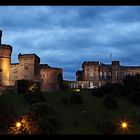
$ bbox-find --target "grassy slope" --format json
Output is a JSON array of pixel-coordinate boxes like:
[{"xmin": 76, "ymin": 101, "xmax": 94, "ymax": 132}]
[
  {"xmin": 41, "ymin": 90, "xmax": 140, "ymax": 134},
  {"xmin": 1, "ymin": 89, "xmax": 140, "ymax": 134}
]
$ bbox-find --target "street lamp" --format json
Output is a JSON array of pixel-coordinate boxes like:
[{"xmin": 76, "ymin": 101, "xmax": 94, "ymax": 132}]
[
  {"xmin": 119, "ymin": 120, "xmax": 130, "ymax": 134},
  {"xmin": 16, "ymin": 122, "xmax": 21, "ymax": 128},
  {"xmin": 121, "ymin": 121, "xmax": 128, "ymax": 129}
]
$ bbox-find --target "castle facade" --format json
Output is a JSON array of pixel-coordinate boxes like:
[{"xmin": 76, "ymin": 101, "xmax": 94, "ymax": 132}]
[
  {"xmin": 0, "ymin": 30, "xmax": 63, "ymax": 92},
  {"xmin": 66, "ymin": 61, "xmax": 140, "ymax": 89},
  {"xmin": 1, "ymin": 30, "xmax": 140, "ymax": 91}
]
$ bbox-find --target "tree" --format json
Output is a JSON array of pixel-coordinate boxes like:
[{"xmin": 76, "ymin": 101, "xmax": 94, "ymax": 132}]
[
  {"xmin": 16, "ymin": 80, "xmax": 40, "ymax": 94},
  {"xmin": 109, "ymin": 83, "xmax": 124, "ymax": 97},
  {"xmin": 9, "ymin": 115, "xmax": 36, "ymax": 134},
  {"xmin": 9, "ymin": 103, "xmax": 60, "ymax": 134},
  {"xmin": 123, "ymin": 74, "xmax": 140, "ymax": 95},
  {"xmin": 16, "ymin": 80, "xmax": 29, "ymax": 94},
  {"xmin": 130, "ymin": 91, "xmax": 140, "ymax": 105}
]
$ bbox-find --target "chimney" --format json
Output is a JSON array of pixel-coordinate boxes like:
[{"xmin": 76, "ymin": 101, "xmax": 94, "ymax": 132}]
[{"xmin": 0, "ymin": 30, "xmax": 2, "ymax": 45}]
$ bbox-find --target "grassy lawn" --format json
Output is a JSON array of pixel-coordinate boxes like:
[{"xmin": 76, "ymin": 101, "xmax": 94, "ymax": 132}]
[{"xmin": 1, "ymin": 89, "xmax": 140, "ymax": 134}]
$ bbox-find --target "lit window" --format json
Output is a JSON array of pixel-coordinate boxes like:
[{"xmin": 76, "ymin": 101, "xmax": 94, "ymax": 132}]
[
  {"xmin": 89, "ymin": 69, "xmax": 94, "ymax": 78},
  {"xmin": 104, "ymin": 72, "xmax": 107, "ymax": 79},
  {"xmin": 124, "ymin": 72, "xmax": 127, "ymax": 76},
  {"xmin": 100, "ymin": 71, "xmax": 104, "ymax": 79},
  {"xmin": 107, "ymin": 72, "xmax": 111, "ymax": 79},
  {"xmin": 116, "ymin": 71, "xmax": 117, "ymax": 77}
]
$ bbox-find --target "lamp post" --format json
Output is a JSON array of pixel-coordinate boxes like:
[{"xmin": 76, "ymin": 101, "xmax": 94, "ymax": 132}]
[
  {"xmin": 16, "ymin": 122, "xmax": 21, "ymax": 128},
  {"xmin": 121, "ymin": 121, "xmax": 128, "ymax": 129},
  {"xmin": 120, "ymin": 120, "xmax": 129, "ymax": 134}
]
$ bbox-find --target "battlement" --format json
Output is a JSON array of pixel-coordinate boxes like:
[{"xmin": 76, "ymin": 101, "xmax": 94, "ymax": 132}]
[
  {"xmin": 18, "ymin": 53, "xmax": 40, "ymax": 63},
  {"xmin": 0, "ymin": 30, "xmax": 2, "ymax": 45},
  {"xmin": 82, "ymin": 61, "xmax": 99, "ymax": 68},
  {"xmin": 0, "ymin": 45, "xmax": 12, "ymax": 51},
  {"xmin": 18, "ymin": 53, "xmax": 40, "ymax": 58},
  {"xmin": 112, "ymin": 61, "xmax": 120, "ymax": 65}
]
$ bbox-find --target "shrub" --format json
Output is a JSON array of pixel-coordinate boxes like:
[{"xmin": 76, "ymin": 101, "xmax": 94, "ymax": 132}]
[
  {"xmin": 101, "ymin": 83, "xmax": 111, "ymax": 95},
  {"xmin": 104, "ymin": 94, "xmax": 118, "ymax": 110},
  {"xmin": 70, "ymin": 93, "xmax": 83, "ymax": 104},
  {"xmin": 123, "ymin": 74, "xmax": 140, "ymax": 95},
  {"xmin": 16, "ymin": 80, "xmax": 29, "ymax": 94},
  {"xmin": 9, "ymin": 103, "xmax": 60, "ymax": 134},
  {"xmin": 16, "ymin": 80, "xmax": 40, "ymax": 94},
  {"xmin": 109, "ymin": 83, "xmax": 124, "ymax": 97}
]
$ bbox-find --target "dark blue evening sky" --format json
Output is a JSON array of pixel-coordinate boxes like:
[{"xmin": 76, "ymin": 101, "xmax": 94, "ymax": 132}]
[{"xmin": 0, "ymin": 6, "xmax": 140, "ymax": 80}]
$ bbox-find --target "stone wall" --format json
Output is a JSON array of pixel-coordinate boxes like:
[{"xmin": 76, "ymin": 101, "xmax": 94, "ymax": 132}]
[
  {"xmin": 0, "ymin": 45, "xmax": 12, "ymax": 86},
  {"xmin": 67, "ymin": 61, "xmax": 140, "ymax": 89},
  {"xmin": 40, "ymin": 68, "xmax": 63, "ymax": 92}
]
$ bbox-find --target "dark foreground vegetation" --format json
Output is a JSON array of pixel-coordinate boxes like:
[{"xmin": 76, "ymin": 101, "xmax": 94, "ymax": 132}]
[{"xmin": 0, "ymin": 74, "xmax": 140, "ymax": 134}]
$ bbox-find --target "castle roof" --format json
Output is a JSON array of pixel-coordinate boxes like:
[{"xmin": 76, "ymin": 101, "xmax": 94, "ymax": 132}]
[
  {"xmin": 40, "ymin": 64, "xmax": 62, "ymax": 71},
  {"xmin": 39, "ymin": 64, "xmax": 51, "ymax": 69},
  {"xmin": 18, "ymin": 53, "xmax": 40, "ymax": 58},
  {"xmin": 121, "ymin": 66, "xmax": 140, "ymax": 69},
  {"xmin": 0, "ymin": 44, "xmax": 12, "ymax": 51}
]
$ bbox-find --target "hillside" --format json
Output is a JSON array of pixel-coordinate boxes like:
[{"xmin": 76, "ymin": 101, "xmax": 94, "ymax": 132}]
[{"xmin": 1, "ymin": 88, "xmax": 140, "ymax": 134}]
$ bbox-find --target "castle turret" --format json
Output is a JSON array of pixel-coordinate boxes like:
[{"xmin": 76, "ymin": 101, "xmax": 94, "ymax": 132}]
[
  {"xmin": 0, "ymin": 30, "xmax": 12, "ymax": 86},
  {"xmin": 82, "ymin": 61, "xmax": 99, "ymax": 81},
  {"xmin": 112, "ymin": 61, "xmax": 120, "ymax": 83},
  {"xmin": 0, "ymin": 30, "xmax": 2, "ymax": 45},
  {"xmin": 18, "ymin": 53, "xmax": 40, "ymax": 80}
]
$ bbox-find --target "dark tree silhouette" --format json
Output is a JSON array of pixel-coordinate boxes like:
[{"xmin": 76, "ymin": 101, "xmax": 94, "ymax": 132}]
[
  {"xmin": 123, "ymin": 74, "xmax": 140, "ymax": 95},
  {"xmin": 9, "ymin": 103, "xmax": 60, "ymax": 134}
]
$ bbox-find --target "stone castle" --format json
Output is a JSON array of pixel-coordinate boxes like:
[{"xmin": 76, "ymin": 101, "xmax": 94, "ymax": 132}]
[
  {"xmin": 0, "ymin": 30, "xmax": 63, "ymax": 92},
  {"xmin": 67, "ymin": 60, "xmax": 140, "ymax": 89},
  {"xmin": 1, "ymin": 30, "xmax": 140, "ymax": 92}
]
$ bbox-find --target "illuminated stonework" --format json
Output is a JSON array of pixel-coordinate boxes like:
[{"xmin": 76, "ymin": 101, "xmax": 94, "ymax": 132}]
[
  {"xmin": 67, "ymin": 61, "xmax": 140, "ymax": 89},
  {"xmin": 0, "ymin": 30, "xmax": 63, "ymax": 92},
  {"xmin": 0, "ymin": 45, "xmax": 12, "ymax": 86}
]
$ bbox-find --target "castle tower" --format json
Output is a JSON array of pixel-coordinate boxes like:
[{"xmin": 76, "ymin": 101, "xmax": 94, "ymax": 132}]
[
  {"xmin": 18, "ymin": 54, "xmax": 40, "ymax": 80},
  {"xmin": 0, "ymin": 30, "xmax": 12, "ymax": 86},
  {"xmin": 112, "ymin": 61, "xmax": 120, "ymax": 83},
  {"xmin": 0, "ymin": 30, "xmax": 2, "ymax": 45}
]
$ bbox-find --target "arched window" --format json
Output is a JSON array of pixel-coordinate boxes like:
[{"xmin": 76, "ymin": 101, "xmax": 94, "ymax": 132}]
[{"xmin": 89, "ymin": 69, "xmax": 94, "ymax": 78}]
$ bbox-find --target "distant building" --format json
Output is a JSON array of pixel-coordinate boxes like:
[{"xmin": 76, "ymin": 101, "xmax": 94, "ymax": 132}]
[
  {"xmin": 67, "ymin": 60, "xmax": 140, "ymax": 89},
  {"xmin": 0, "ymin": 30, "xmax": 63, "ymax": 92}
]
